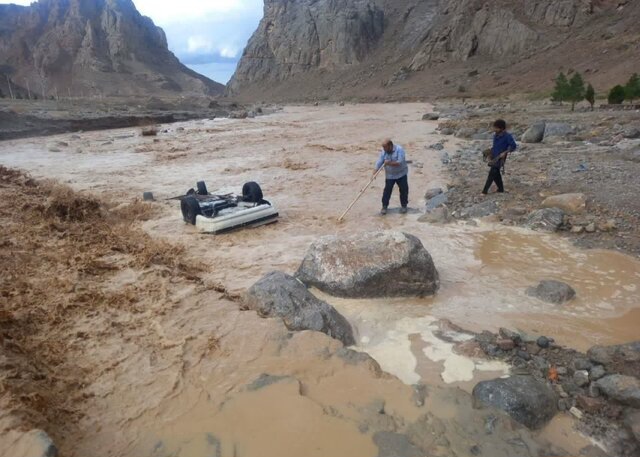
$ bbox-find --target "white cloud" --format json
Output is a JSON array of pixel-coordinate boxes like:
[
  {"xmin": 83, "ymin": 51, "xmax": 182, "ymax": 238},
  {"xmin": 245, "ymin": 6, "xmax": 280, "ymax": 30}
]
[
  {"xmin": 219, "ymin": 46, "xmax": 239, "ymax": 58},
  {"xmin": 187, "ymin": 36, "xmax": 214, "ymax": 54},
  {"xmin": 185, "ymin": 37, "xmax": 239, "ymax": 59}
]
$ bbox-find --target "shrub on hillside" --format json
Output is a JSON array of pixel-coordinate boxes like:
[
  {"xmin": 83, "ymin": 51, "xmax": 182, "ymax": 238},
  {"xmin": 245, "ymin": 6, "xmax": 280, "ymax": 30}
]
[
  {"xmin": 625, "ymin": 73, "xmax": 640, "ymax": 103},
  {"xmin": 567, "ymin": 73, "xmax": 586, "ymax": 111},
  {"xmin": 585, "ymin": 84, "xmax": 595, "ymax": 111},
  {"xmin": 551, "ymin": 72, "xmax": 570, "ymax": 103},
  {"xmin": 608, "ymin": 85, "xmax": 626, "ymax": 104}
]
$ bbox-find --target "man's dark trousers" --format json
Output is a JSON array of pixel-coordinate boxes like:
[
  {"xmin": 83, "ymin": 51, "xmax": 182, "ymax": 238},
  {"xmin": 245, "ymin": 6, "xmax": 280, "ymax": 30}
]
[
  {"xmin": 382, "ymin": 175, "xmax": 409, "ymax": 208},
  {"xmin": 482, "ymin": 166, "xmax": 504, "ymax": 194}
]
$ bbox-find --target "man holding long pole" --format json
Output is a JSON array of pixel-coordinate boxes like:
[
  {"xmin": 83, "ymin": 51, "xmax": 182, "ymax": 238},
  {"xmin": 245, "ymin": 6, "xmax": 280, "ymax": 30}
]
[{"xmin": 374, "ymin": 139, "xmax": 409, "ymax": 215}]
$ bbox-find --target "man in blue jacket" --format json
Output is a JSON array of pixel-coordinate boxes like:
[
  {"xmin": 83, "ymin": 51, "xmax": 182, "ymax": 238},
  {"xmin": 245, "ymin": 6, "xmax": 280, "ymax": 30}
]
[
  {"xmin": 374, "ymin": 139, "xmax": 409, "ymax": 215},
  {"xmin": 482, "ymin": 119, "xmax": 517, "ymax": 195}
]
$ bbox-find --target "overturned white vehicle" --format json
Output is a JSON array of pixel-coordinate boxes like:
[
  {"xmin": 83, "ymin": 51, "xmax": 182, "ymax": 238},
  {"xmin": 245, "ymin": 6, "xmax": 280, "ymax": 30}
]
[{"xmin": 180, "ymin": 181, "xmax": 279, "ymax": 234}]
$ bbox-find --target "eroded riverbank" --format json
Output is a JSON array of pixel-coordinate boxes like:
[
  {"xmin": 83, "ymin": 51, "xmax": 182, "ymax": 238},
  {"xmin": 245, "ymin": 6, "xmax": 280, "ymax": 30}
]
[{"xmin": 1, "ymin": 104, "xmax": 639, "ymax": 456}]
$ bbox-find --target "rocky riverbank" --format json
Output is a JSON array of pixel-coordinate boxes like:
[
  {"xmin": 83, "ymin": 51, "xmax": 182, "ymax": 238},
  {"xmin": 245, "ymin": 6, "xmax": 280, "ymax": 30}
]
[
  {"xmin": 420, "ymin": 100, "xmax": 640, "ymax": 257},
  {"xmin": 243, "ymin": 228, "xmax": 640, "ymax": 456},
  {"xmin": 452, "ymin": 324, "xmax": 640, "ymax": 456}
]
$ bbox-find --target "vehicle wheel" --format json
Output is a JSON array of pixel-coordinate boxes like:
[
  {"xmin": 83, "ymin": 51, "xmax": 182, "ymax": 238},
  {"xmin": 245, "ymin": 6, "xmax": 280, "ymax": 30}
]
[
  {"xmin": 181, "ymin": 196, "xmax": 202, "ymax": 225},
  {"xmin": 242, "ymin": 181, "xmax": 263, "ymax": 203},
  {"xmin": 197, "ymin": 181, "xmax": 208, "ymax": 195}
]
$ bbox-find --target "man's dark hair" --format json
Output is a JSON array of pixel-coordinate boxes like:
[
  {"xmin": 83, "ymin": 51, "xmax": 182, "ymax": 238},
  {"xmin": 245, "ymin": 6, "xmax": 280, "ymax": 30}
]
[{"xmin": 493, "ymin": 119, "xmax": 507, "ymax": 130}]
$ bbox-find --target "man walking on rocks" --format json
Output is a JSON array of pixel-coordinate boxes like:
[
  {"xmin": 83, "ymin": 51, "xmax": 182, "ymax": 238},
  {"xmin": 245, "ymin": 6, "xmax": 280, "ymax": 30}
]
[
  {"xmin": 374, "ymin": 139, "xmax": 409, "ymax": 215},
  {"xmin": 482, "ymin": 119, "xmax": 517, "ymax": 195}
]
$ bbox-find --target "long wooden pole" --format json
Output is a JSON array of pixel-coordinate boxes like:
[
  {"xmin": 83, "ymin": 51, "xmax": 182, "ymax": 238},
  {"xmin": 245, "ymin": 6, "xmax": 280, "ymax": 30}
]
[{"xmin": 338, "ymin": 167, "xmax": 384, "ymax": 222}]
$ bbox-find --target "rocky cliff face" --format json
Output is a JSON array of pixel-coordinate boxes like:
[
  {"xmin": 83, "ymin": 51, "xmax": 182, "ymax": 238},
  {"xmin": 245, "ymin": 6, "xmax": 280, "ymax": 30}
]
[
  {"xmin": 228, "ymin": 0, "xmax": 639, "ymax": 101},
  {"xmin": 229, "ymin": 0, "xmax": 384, "ymax": 92},
  {"xmin": 0, "ymin": 0, "xmax": 223, "ymax": 97}
]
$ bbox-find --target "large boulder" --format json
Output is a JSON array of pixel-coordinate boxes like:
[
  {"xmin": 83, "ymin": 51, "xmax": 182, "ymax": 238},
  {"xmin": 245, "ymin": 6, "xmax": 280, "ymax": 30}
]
[
  {"xmin": 296, "ymin": 231, "xmax": 439, "ymax": 298},
  {"xmin": 595, "ymin": 375, "xmax": 640, "ymax": 408},
  {"xmin": 543, "ymin": 122, "xmax": 576, "ymax": 142},
  {"xmin": 472, "ymin": 375, "xmax": 558, "ymax": 429},
  {"xmin": 588, "ymin": 341, "xmax": 640, "ymax": 378},
  {"xmin": 521, "ymin": 122, "xmax": 546, "ymax": 143},
  {"xmin": 526, "ymin": 280, "xmax": 576, "ymax": 304},
  {"xmin": 525, "ymin": 208, "xmax": 565, "ymax": 231},
  {"xmin": 244, "ymin": 271, "xmax": 355, "ymax": 346},
  {"xmin": 541, "ymin": 193, "xmax": 586, "ymax": 214}
]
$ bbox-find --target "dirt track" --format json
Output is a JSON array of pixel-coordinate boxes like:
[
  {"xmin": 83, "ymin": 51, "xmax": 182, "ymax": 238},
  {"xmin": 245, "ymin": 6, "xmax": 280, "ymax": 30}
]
[{"xmin": 1, "ymin": 104, "xmax": 640, "ymax": 456}]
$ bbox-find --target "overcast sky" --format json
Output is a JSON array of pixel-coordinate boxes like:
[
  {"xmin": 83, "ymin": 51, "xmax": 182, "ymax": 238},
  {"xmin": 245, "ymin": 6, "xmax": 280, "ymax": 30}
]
[{"xmin": 1, "ymin": 0, "xmax": 264, "ymax": 83}]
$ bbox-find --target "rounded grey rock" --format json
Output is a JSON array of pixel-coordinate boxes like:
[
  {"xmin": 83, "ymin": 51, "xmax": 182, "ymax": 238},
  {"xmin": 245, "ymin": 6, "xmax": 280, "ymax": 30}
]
[
  {"xmin": 296, "ymin": 231, "xmax": 439, "ymax": 298},
  {"xmin": 472, "ymin": 375, "xmax": 558, "ymax": 429},
  {"xmin": 526, "ymin": 280, "xmax": 576, "ymax": 305},
  {"xmin": 525, "ymin": 208, "xmax": 565, "ymax": 232},
  {"xmin": 521, "ymin": 122, "xmax": 546, "ymax": 143},
  {"xmin": 595, "ymin": 374, "xmax": 640, "ymax": 408},
  {"xmin": 244, "ymin": 271, "xmax": 355, "ymax": 345}
]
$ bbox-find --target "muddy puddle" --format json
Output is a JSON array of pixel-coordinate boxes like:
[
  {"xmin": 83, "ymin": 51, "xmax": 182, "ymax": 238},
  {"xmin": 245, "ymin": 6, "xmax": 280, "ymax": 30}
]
[{"xmin": 1, "ymin": 104, "xmax": 639, "ymax": 456}]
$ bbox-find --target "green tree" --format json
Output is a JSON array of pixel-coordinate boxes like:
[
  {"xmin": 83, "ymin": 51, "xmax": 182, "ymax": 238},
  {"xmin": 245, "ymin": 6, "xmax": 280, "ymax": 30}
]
[
  {"xmin": 624, "ymin": 73, "xmax": 640, "ymax": 103},
  {"xmin": 551, "ymin": 72, "xmax": 570, "ymax": 103},
  {"xmin": 608, "ymin": 85, "xmax": 626, "ymax": 104},
  {"xmin": 567, "ymin": 73, "xmax": 586, "ymax": 111},
  {"xmin": 585, "ymin": 84, "xmax": 595, "ymax": 111}
]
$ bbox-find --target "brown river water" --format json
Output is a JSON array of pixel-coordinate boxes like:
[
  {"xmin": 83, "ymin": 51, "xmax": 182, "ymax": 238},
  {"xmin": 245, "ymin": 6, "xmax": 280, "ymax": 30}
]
[{"xmin": 1, "ymin": 104, "xmax": 638, "ymax": 456}]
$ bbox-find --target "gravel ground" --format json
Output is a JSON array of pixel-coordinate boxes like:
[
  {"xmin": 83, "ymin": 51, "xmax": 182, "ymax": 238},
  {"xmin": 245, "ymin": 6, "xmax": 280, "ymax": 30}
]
[{"xmin": 430, "ymin": 100, "xmax": 640, "ymax": 257}]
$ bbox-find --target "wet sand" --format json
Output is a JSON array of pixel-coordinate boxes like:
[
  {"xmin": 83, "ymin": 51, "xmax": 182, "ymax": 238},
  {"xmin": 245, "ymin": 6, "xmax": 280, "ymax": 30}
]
[{"xmin": 1, "ymin": 104, "xmax": 639, "ymax": 456}]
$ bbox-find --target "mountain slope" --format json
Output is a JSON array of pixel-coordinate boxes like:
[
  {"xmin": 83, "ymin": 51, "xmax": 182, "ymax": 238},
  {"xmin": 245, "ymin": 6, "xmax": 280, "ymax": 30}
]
[
  {"xmin": 0, "ymin": 0, "xmax": 224, "ymax": 98},
  {"xmin": 228, "ymin": 0, "xmax": 640, "ymax": 101}
]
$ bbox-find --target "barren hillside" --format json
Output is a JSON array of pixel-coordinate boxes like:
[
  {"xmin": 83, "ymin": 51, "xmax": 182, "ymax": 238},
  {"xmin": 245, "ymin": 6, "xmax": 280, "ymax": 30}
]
[
  {"xmin": 0, "ymin": 0, "xmax": 224, "ymax": 98},
  {"xmin": 228, "ymin": 0, "xmax": 640, "ymax": 101}
]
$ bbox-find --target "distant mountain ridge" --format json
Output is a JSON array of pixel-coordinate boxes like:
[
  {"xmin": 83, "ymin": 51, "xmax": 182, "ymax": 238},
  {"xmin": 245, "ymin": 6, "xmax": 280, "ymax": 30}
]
[
  {"xmin": 228, "ymin": 0, "xmax": 640, "ymax": 101},
  {"xmin": 0, "ymin": 0, "xmax": 224, "ymax": 98}
]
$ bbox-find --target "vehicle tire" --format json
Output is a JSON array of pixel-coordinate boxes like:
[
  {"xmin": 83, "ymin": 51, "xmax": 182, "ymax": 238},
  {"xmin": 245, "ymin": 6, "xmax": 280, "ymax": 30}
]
[
  {"xmin": 242, "ymin": 181, "xmax": 263, "ymax": 203},
  {"xmin": 181, "ymin": 196, "xmax": 202, "ymax": 225},
  {"xmin": 197, "ymin": 181, "xmax": 208, "ymax": 195}
]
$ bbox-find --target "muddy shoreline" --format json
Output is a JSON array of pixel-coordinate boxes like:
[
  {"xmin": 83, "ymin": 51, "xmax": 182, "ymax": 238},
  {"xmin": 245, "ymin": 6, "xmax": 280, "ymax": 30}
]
[
  {"xmin": 0, "ymin": 110, "xmax": 209, "ymax": 141},
  {"xmin": 0, "ymin": 97, "xmax": 257, "ymax": 141}
]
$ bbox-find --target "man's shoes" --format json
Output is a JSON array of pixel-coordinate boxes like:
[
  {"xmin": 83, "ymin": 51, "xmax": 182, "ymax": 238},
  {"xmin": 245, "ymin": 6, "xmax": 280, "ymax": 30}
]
[
  {"xmin": 380, "ymin": 207, "xmax": 388, "ymax": 215},
  {"xmin": 400, "ymin": 207, "xmax": 408, "ymax": 214}
]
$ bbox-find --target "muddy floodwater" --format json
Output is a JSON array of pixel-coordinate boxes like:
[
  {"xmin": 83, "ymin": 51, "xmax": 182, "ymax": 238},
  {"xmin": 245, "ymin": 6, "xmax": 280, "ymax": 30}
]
[{"xmin": 1, "ymin": 104, "xmax": 639, "ymax": 456}]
